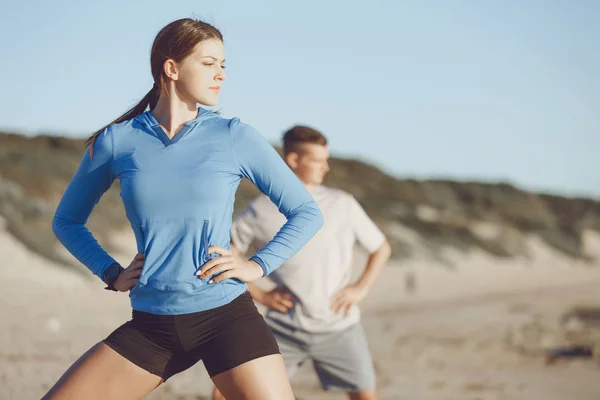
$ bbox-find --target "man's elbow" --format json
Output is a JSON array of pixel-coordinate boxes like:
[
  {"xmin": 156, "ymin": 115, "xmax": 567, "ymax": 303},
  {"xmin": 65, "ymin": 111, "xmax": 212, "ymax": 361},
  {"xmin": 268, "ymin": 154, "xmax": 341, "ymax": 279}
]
[{"xmin": 377, "ymin": 239, "xmax": 392, "ymax": 260}]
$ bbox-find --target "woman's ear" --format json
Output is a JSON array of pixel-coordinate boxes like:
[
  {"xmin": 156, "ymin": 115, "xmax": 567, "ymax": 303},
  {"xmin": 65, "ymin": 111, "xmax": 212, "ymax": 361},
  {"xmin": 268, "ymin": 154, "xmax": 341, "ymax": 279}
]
[{"xmin": 163, "ymin": 59, "xmax": 179, "ymax": 81}]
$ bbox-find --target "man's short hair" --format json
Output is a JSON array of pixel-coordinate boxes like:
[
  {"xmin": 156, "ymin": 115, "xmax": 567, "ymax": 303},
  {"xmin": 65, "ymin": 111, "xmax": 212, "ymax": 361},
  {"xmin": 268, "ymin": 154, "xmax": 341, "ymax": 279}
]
[{"xmin": 282, "ymin": 125, "xmax": 328, "ymax": 155}]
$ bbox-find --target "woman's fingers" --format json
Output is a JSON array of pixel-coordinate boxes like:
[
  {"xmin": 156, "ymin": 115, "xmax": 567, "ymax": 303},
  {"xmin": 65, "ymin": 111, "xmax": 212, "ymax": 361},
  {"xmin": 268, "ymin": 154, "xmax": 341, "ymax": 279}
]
[
  {"xmin": 198, "ymin": 257, "xmax": 235, "ymax": 278},
  {"xmin": 210, "ymin": 270, "xmax": 235, "ymax": 284},
  {"xmin": 129, "ymin": 260, "xmax": 144, "ymax": 270},
  {"xmin": 205, "ymin": 262, "xmax": 235, "ymax": 280},
  {"xmin": 208, "ymin": 246, "xmax": 232, "ymax": 257},
  {"xmin": 197, "ymin": 255, "xmax": 233, "ymax": 277},
  {"xmin": 125, "ymin": 253, "xmax": 145, "ymax": 272},
  {"xmin": 128, "ymin": 269, "xmax": 142, "ymax": 279},
  {"xmin": 124, "ymin": 279, "xmax": 139, "ymax": 291}
]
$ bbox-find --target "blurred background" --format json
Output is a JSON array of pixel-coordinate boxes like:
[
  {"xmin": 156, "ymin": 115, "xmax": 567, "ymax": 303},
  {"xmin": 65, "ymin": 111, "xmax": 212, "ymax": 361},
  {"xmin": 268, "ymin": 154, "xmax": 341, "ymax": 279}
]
[{"xmin": 1, "ymin": 1, "xmax": 599, "ymax": 399}]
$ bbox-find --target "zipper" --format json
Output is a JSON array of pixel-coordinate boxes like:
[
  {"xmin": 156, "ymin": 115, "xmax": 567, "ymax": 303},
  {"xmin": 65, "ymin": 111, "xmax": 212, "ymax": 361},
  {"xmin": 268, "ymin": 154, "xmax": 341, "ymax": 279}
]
[
  {"xmin": 201, "ymin": 219, "xmax": 210, "ymax": 263},
  {"xmin": 137, "ymin": 223, "xmax": 147, "ymax": 285}
]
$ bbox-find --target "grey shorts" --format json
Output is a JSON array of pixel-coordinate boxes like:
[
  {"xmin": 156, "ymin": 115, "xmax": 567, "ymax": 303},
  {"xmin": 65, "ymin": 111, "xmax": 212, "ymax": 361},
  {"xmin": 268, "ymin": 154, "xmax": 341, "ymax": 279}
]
[{"xmin": 267, "ymin": 319, "xmax": 376, "ymax": 392}]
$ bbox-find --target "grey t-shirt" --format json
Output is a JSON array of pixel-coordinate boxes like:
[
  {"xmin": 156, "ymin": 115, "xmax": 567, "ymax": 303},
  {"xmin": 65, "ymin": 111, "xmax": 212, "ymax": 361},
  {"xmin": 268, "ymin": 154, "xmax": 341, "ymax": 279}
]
[{"xmin": 232, "ymin": 185, "xmax": 385, "ymax": 333}]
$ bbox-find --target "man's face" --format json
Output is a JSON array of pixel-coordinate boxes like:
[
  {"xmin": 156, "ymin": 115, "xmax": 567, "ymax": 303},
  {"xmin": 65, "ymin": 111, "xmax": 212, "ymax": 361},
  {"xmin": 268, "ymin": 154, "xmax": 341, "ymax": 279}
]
[{"xmin": 286, "ymin": 143, "xmax": 330, "ymax": 185}]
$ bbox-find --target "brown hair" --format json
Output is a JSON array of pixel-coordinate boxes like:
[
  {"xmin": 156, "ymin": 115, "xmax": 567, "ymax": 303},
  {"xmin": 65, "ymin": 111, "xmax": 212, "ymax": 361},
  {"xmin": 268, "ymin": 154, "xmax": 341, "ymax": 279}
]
[
  {"xmin": 282, "ymin": 125, "xmax": 328, "ymax": 155},
  {"xmin": 85, "ymin": 18, "xmax": 223, "ymax": 155}
]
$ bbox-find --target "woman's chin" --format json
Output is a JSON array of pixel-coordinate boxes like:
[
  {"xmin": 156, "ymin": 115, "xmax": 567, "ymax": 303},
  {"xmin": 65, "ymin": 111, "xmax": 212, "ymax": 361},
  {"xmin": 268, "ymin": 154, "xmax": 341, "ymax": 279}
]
[{"xmin": 197, "ymin": 96, "xmax": 219, "ymax": 107}]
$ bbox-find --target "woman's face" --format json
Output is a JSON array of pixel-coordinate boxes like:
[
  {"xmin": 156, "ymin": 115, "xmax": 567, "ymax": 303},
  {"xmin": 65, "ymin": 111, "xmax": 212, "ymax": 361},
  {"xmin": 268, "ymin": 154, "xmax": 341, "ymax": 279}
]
[{"xmin": 173, "ymin": 38, "xmax": 226, "ymax": 106}]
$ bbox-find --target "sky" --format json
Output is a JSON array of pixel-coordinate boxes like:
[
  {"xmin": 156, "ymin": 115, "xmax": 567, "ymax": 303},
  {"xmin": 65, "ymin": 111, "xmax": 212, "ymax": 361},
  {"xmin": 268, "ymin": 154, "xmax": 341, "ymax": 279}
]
[{"xmin": 1, "ymin": 0, "xmax": 598, "ymax": 198}]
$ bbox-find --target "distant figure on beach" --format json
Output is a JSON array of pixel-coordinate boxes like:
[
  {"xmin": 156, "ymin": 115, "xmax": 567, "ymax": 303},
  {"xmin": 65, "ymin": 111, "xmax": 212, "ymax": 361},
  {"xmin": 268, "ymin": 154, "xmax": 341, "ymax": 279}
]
[
  {"xmin": 213, "ymin": 125, "xmax": 391, "ymax": 400},
  {"xmin": 545, "ymin": 344, "xmax": 600, "ymax": 365},
  {"xmin": 405, "ymin": 270, "xmax": 416, "ymax": 294}
]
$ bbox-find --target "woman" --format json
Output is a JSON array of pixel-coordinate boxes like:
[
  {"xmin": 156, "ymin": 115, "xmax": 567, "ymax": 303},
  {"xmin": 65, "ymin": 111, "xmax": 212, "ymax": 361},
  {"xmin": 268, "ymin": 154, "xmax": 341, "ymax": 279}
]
[{"xmin": 43, "ymin": 18, "xmax": 323, "ymax": 400}]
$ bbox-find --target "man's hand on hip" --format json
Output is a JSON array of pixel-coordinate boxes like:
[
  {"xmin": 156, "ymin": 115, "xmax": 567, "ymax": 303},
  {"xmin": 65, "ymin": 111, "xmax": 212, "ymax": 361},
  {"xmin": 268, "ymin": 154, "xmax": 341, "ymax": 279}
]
[
  {"xmin": 258, "ymin": 287, "xmax": 296, "ymax": 313},
  {"xmin": 330, "ymin": 283, "xmax": 368, "ymax": 316}
]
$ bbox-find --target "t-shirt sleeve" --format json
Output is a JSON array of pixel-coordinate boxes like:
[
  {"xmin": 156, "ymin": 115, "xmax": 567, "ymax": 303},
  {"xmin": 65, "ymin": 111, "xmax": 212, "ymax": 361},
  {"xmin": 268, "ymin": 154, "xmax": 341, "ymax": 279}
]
[
  {"xmin": 230, "ymin": 202, "xmax": 259, "ymax": 255},
  {"xmin": 349, "ymin": 195, "xmax": 386, "ymax": 253},
  {"xmin": 51, "ymin": 127, "xmax": 118, "ymax": 279},
  {"xmin": 229, "ymin": 118, "xmax": 323, "ymax": 276}
]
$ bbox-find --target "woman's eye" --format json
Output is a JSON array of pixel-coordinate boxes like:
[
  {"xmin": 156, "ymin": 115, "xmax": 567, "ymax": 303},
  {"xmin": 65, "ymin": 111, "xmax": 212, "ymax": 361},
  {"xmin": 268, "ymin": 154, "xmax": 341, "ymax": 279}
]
[{"xmin": 204, "ymin": 63, "xmax": 225, "ymax": 69}]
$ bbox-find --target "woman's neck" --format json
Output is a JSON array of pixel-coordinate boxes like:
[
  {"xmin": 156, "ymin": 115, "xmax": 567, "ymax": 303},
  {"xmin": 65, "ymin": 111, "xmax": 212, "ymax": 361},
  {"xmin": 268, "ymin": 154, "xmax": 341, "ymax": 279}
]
[{"xmin": 151, "ymin": 95, "xmax": 198, "ymax": 139}]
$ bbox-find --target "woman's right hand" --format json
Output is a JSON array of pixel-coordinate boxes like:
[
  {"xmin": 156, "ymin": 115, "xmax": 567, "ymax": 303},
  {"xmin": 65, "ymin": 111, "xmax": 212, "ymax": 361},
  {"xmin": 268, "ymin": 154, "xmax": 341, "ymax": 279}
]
[{"xmin": 114, "ymin": 253, "xmax": 144, "ymax": 292}]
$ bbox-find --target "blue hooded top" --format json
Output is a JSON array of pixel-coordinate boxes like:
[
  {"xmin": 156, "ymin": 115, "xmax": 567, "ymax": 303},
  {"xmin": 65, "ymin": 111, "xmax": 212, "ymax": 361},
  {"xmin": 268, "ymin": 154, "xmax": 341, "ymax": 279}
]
[{"xmin": 52, "ymin": 108, "xmax": 323, "ymax": 315}]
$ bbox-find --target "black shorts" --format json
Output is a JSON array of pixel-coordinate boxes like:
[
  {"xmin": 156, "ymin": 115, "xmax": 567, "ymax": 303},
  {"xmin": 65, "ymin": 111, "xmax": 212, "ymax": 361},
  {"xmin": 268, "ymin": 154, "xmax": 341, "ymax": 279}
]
[{"xmin": 103, "ymin": 291, "xmax": 279, "ymax": 380}]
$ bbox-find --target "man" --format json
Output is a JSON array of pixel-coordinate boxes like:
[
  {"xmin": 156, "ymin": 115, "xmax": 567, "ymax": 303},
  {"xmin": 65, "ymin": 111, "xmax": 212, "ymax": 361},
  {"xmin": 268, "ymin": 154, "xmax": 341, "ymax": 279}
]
[{"xmin": 213, "ymin": 126, "xmax": 391, "ymax": 400}]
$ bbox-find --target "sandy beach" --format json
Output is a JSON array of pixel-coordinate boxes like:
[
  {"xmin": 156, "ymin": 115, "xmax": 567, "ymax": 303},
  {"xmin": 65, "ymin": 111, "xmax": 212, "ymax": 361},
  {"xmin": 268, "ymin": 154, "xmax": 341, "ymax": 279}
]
[{"xmin": 2, "ymin": 220, "xmax": 600, "ymax": 400}]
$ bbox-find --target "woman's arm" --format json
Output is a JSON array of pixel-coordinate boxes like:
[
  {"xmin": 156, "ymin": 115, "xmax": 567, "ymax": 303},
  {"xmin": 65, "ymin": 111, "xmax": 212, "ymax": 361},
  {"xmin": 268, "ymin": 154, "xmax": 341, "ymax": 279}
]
[
  {"xmin": 52, "ymin": 127, "xmax": 118, "ymax": 279},
  {"xmin": 229, "ymin": 118, "xmax": 323, "ymax": 276}
]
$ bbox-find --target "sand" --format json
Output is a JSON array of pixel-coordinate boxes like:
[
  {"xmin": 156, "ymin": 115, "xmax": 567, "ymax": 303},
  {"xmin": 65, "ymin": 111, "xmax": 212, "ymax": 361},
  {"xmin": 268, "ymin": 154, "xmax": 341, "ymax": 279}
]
[{"xmin": 2, "ymin": 219, "xmax": 600, "ymax": 399}]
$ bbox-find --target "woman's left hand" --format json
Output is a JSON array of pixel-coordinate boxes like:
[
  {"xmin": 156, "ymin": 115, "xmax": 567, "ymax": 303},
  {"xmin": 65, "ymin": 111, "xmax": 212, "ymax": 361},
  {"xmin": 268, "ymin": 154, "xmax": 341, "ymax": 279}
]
[{"xmin": 197, "ymin": 246, "xmax": 264, "ymax": 284}]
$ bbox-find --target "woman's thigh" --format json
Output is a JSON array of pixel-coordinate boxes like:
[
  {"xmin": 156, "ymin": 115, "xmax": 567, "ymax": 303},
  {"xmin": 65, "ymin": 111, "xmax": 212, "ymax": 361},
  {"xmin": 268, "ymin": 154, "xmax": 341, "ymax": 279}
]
[
  {"xmin": 42, "ymin": 342, "xmax": 163, "ymax": 400},
  {"xmin": 211, "ymin": 353, "xmax": 294, "ymax": 400}
]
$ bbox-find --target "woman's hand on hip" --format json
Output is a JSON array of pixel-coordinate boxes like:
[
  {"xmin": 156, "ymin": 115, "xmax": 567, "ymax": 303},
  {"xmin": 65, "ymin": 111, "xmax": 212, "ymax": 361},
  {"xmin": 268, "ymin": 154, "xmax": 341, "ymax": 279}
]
[
  {"xmin": 197, "ymin": 246, "xmax": 264, "ymax": 284},
  {"xmin": 114, "ymin": 253, "xmax": 144, "ymax": 292}
]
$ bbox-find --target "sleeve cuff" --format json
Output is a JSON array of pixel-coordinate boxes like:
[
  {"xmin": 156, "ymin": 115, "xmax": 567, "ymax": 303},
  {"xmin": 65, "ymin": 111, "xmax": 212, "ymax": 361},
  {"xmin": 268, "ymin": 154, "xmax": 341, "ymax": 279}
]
[
  {"xmin": 97, "ymin": 259, "xmax": 120, "ymax": 281},
  {"xmin": 249, "ymin": 255, "xmax": 269, "ymax": 277}
]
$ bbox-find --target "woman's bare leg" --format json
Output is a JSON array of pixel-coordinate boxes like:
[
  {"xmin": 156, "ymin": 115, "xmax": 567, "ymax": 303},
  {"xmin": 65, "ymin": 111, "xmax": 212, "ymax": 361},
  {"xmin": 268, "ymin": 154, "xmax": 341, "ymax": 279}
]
[
  {"xmin": 42, "ymin": 342, "xmax": 163, "ymax": 400},
  {"xmin": 212, "ymin": 386, "xmax": 226, "ymax": 400},
  {"xmin": 211, "ymin": 354, "xmax": 294, "ymax": 400}
]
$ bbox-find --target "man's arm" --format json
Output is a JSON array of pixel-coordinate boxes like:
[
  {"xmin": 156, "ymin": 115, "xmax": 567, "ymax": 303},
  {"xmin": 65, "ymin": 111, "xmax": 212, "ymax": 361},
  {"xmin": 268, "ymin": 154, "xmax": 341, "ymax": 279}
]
[
  {"xmin": 331, "ymin": 196, "xmax": 391, "ymax": 315},
  {"xmin": 331, "ymin": 240, "xmax": 391, "ymax": 315},
  {"xmin": 355, "ymin": 239, "xmax": 392, "ymax": 293},
  {"xmin": 231, "ymin": 243, "xmax": 296, "ymax": 313}
]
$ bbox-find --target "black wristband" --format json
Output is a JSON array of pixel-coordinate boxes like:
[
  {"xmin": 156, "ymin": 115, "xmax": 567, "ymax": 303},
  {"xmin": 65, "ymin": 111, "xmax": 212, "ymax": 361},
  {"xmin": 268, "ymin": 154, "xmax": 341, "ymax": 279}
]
[{"xmin": 102, "ymin": 262, "xmax": 124, "ymax": 292}]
